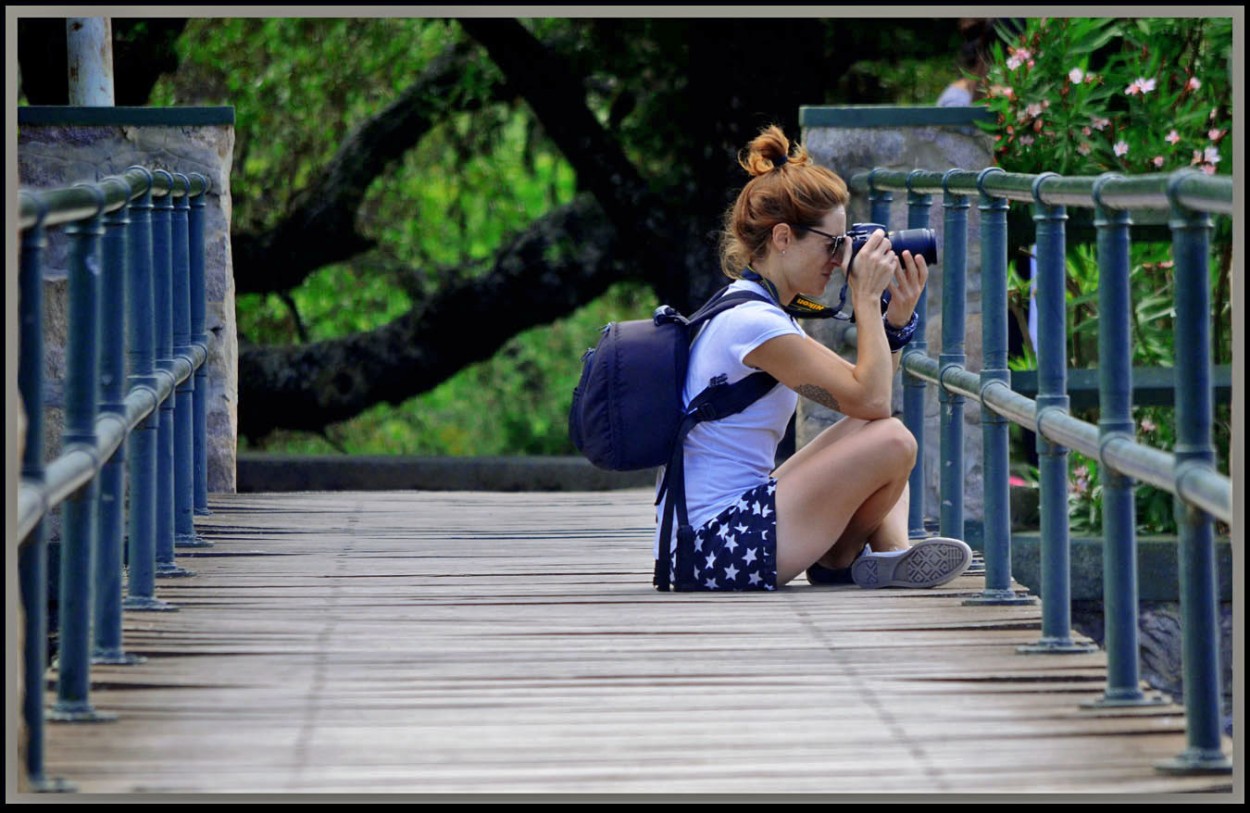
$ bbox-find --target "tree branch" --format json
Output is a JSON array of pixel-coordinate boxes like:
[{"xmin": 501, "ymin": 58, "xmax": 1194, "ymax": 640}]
[
  {"xmin": 238, "ymin": 194, "xmax": 634, "ymax": 439},
  {"xmin": 456, "ymin": 20, "xmax": 687, "ymax": 292},
  {"xmin": 231, "ymin": 39, "xmax": 506, "ymax": 295}
]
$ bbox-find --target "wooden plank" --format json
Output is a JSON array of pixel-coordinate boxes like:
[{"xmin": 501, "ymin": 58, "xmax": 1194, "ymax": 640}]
[{"xmin": 35, "ymin": 490, "xmax": 1233, "ymax": 796}]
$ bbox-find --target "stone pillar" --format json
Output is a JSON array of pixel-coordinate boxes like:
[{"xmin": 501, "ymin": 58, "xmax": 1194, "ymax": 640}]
[
  {"xmin": 17, "ymin": 106, "xmax": 238, "ymax": 492},
  {"xmin": 799, "ymin": 106, "xmax": 993, "ymax": 529}
]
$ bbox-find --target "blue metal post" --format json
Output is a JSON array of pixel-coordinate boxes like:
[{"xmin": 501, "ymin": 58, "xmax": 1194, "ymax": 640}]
[
  {"xmin": 939, "ymin": 171, "xmax": 966, "ymax": 543},
  {"xmin": 1084, "ymin": 176, "xmax": 1164, "ymax": 707},
  {"xmin": 18, "ymin": 198, "xmax": 74, "ymax": 789},
  {"xmin": 1020, "ymin": 174, "xmax": 1095, "ymax": 654},
  {"xmin": 123, "ymin": 169, "xmax": 179, "ymax": 611},
  {"xmin": 867, "ymin": 168, "xmax": 893, "ymax": 233},
  {"xmin": 1156, "ymin": 173, "xmax": 1231, "ymax": 774},
  {"xmin": 965, "ymin": 169, "xmax": 1033, "ymax": 606},
  {"xmin": 189, "ymin": 174, "xmax": 212, "ymax": 516},
  {"xmin": 91, "ymin": 181, "xmax": 144, "ymax": 666},
  {"xmin": 152, "ymin": 172, "xmax": 194, "ymax": 578},
  {"xmin": 172, "ymin": 175, "xmax": 208, "ymax": 548},
  {"xmin": 903, "ymin": 172, "xmax": 931, "ymax": 538},
  {"xmin": 49, "ymin": 186, "xmax": 117, "ymax": 722}
]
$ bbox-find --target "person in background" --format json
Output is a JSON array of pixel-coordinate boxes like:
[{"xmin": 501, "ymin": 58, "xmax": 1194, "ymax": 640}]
[{"xmin": 937, "ymin": 18, "xmax": 996, "ymax": 107}]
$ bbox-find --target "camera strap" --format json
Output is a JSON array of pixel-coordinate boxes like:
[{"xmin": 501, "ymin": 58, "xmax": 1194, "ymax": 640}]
[{"xmin": 742, "ymin": 268, "xmax": 851, "ymax": 321}]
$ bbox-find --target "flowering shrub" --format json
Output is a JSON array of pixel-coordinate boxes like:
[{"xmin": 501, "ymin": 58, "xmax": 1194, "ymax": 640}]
[
  {"xmin": 979, "ymin": 18, "xmax": 1234, "ymax": 536},
  {"xmin": 980, "ymin": 17, "xmax": 1233, "ymax": 176}
]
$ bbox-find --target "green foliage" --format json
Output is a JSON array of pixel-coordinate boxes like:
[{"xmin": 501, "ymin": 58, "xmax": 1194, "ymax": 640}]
[
  {"xmin": 239, "ymin": 282, "xmax": 656, "ymax": 455},
  {"xmin": 152, "ymin": 19, "xmax": 464, "ymax": 233},
  {"xmin": 980, "ymin": 17, "xmax": 1232, "ymax": 176},
  {"xmin": 838, "ymin": 56, "xmax": 956, "ymax": 104},
  {"xmin": 162, "ymin": 18, "xmax": 964, "ymax": 459},
  {"xmin": 156, "ymin": 18, "xmax": 602, "ymax": 454}
]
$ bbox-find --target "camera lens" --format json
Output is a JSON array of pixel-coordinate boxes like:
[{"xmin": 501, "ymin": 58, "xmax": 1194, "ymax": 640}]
[
  {"xmin": 888, "ymin": 228, "xmax": 938, "ymax": 265},
  {"xmin": 848, "ymin": 224, "xmax": 939, "ymax": 270}
]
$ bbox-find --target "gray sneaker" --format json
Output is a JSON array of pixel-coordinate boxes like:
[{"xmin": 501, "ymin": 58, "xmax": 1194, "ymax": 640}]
[{"xmin": 850, "ymin": 537, "xmax": 972, "ymax": 589}]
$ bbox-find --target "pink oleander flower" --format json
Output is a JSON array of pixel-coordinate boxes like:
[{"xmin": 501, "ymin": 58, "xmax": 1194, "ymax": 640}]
[
  {"xmin": 1125, "ymin": 77, "xmax": 1157, "ymax": 96},
  {"xmin": 1114, "ymin": 141, "xmax": 1129, "ymax": 157},
  {"xmin": 1026, "ymin": 102, "xmax": 1043, "ymax": 118},
  {"xmin": 1072, "ymin": 464, "xmax": 1091, "ymax": 496},
  {"xmin": 1082, "ymin": 126, "xmax": 1092, "ymax": 136},
  {"xmin": 1091, "ymin": 116, "xmax": 1110, "ymax": 131},
  {"xmin": 1192, "ymin": 150, "xmax": 1204, "ymax": 165},
  {"xmin": 1152, "ymin": 155, "xmax": 1165, "ymax": 168},
  {"xmin": 1140, "ymin": 417, "xmax": 1157, "ymax": 433},
  {"xmin": 1006, "ymin": 46, "xmax": 1033, "ymax": 71},
  {"xmin": 1208, "ymin": 128, "xmax": 1226, "ymax": 142},
  {"xmin": 1069, "ymin": 67, "xmax": 1084, "ymax": 83},
  {"xmin": 1186, "ymin": 76, "xmax": 1201, "ymax": 91},
  {"xmin": 1165, "ymin": 129, "xmax": 1181, "ymax": 145},
  {"xmin": 1202, "ymin": 164, "xmax": 1217, "ymax": 175},
  {"xmin": 1020, "ymin": 135, "xmax": 1035, "ymax": 146},
  {"xmin": 1077, "ymin": 142, "xmax": 1092, "ymax": 156},
  {"xmin": 1204, "ymin": 147, "xmax": 1221, "ymax": 164}
]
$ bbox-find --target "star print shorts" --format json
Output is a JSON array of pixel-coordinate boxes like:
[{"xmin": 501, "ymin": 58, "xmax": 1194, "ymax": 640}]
[{"xmin": 671, "ymin": 479, "xmax": 778, "ymax": 592}]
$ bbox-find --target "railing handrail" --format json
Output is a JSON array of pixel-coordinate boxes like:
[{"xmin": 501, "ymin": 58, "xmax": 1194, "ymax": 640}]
[
  {"xmin": 18, "ymin": 169, "xmax": 210, "ymax": 231},
  {"xmin": 901, "ymin": 354, "xmax": 1232, "ymax": 522},
  {"xmin": 851, "ymin": 168, "xmax": 1232, "ymax": 214},
  {"xmin": 16, "ymin": 173, "xmax": 211, "ymax": 544}
]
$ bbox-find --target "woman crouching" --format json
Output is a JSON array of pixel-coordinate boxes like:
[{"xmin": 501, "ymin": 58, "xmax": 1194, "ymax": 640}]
[{"xmin": 655, "ymin": 124, "xmax": 971, "ymax": 591}]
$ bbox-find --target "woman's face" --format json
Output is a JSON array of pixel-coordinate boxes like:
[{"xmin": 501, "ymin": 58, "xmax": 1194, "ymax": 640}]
[{"xmin": 787, "ymin": 206, "xmax": 850, "ymax": 297}]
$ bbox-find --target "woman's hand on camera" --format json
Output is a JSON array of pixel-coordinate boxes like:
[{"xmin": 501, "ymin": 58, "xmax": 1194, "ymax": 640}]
[
  {"xmin": 884, "ymin": 249, "xmax": 928, "ymax": 328},
  {"xmin": 848, "ymin": 229, "xmax": 897, "ymax": 304}
]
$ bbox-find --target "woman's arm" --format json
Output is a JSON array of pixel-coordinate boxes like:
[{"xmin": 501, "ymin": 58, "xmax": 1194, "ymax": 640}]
[{"xmin": 745, "ymin": 240, "xmax": 928, "ymax": 419}]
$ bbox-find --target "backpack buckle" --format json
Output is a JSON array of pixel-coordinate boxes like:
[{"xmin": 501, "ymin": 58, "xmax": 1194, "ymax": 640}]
[
  {"xmin": 693, "ymin": 402, "xmax": 719, "ymax": 421},
  {"xmin": 653, "ymin": 305, "xmax": 688, "ymax": 327}
]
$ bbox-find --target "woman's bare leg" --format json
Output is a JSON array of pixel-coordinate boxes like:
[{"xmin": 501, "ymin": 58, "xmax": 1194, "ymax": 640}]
[
  {"xmin": 773, "ymin": 417, "xmax": 916, "ymax": 584},
  {"xmin": 813, "ymin": 482, "xmax": 911, "ymax": 571}
]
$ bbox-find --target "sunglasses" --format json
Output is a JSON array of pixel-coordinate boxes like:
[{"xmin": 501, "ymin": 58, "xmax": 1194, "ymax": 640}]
[{"xmin": 793, "ymin": 225, "xmax": 849, "ymax": 259}]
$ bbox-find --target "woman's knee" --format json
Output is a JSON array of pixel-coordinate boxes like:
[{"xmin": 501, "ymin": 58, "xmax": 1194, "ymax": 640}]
[{"xmin": 866, "ymin": 417, "xmax": 917, "ymax": 469}]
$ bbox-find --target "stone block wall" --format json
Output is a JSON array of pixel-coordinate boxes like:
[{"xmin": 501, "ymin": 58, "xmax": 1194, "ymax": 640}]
[{"xmin": 18, "ymin": 107, "xmax": 237, "ymax": 492}]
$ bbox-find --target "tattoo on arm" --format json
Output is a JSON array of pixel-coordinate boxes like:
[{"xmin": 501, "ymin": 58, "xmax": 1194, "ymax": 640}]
[{"xmin": 796, "ymin": 384, "xmax": 841, "ymax": 412}]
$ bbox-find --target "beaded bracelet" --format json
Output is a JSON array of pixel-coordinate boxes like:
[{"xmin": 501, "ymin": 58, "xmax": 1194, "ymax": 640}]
[{"xmin": 883, "ymin": 311, "xmax": 919, "ymax": 352}]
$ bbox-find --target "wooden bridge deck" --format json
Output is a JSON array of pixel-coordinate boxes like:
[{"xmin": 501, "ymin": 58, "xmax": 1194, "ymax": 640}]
[{"xmin": 41, "ymin": 490, "xmax": 1233, "ymax": 796}]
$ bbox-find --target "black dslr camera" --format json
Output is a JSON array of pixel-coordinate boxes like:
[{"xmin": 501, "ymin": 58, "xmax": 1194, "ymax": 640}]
[
  {"xmin": 847, "ymin": 223, "xmax": 938, "ymax": 272},
  {"xmin": 845, "ymin": 223, "xmax": 938, "ymax": 316}
]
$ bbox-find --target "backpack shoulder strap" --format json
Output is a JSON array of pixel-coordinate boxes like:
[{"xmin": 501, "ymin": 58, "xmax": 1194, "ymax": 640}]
[{"xmin": 686, "ymin": 287, "xmax": 774, "ymax": 328}]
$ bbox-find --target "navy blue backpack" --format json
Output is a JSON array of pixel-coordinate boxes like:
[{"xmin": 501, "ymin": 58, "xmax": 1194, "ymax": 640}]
[{"xmin": 568, "ymin": 287, "xmax": 778, "ymax": 590}]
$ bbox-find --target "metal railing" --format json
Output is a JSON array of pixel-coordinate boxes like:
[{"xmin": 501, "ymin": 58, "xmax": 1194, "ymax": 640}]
[
  {"xmin": 850, "ymin": 166, "xmax": 1233, "ymax": 775},
  {"xmin": 17, "ymin": 167, "xmax": 212, "ymax": 791}
]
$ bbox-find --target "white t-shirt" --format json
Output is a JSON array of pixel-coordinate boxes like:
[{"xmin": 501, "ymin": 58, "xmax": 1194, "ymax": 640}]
[{"xmin": 654, "ymin": 279, "xmax": 803, "ymax": 556}]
